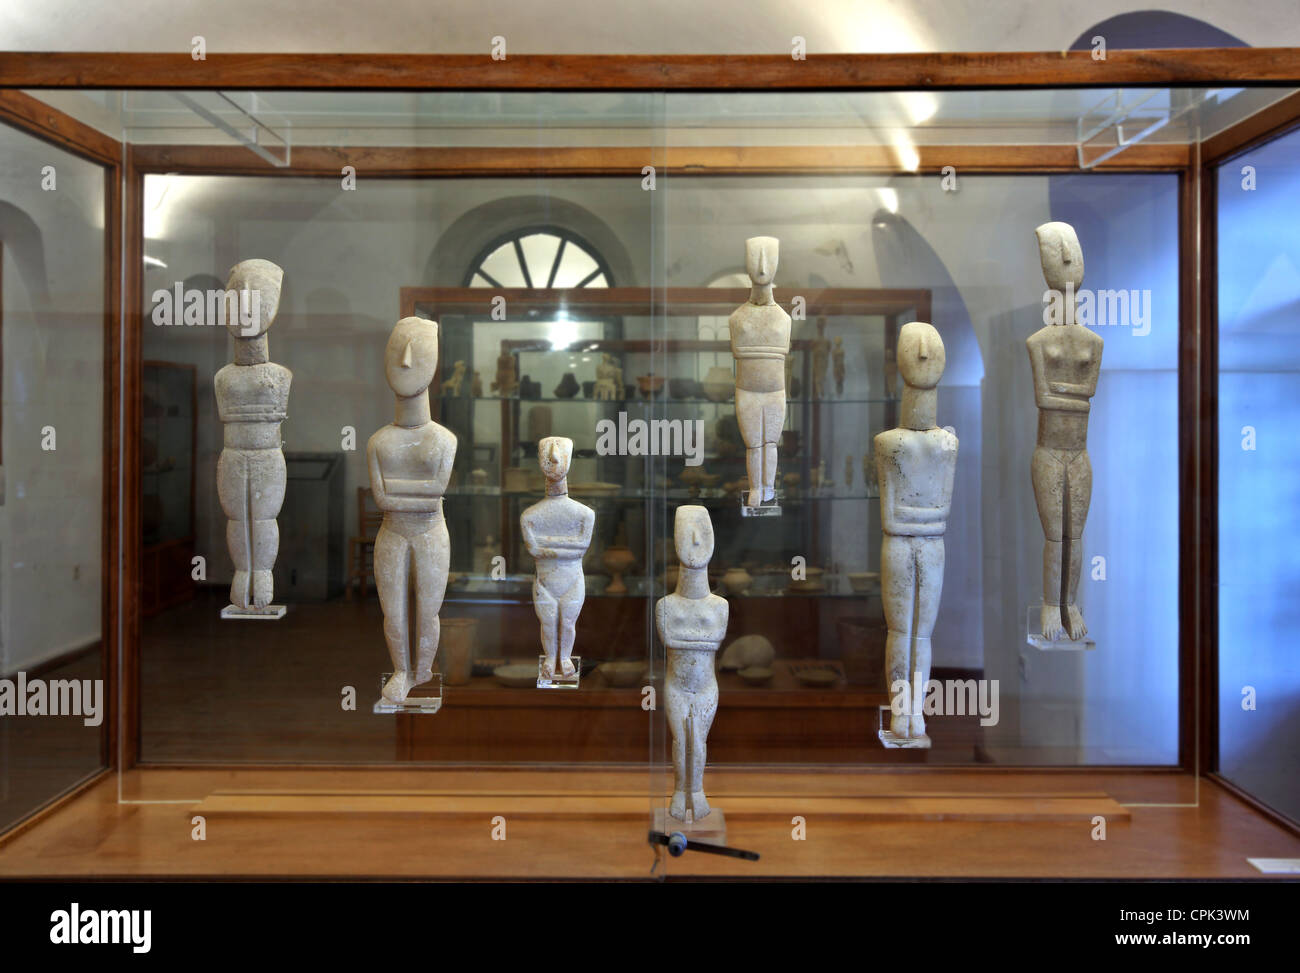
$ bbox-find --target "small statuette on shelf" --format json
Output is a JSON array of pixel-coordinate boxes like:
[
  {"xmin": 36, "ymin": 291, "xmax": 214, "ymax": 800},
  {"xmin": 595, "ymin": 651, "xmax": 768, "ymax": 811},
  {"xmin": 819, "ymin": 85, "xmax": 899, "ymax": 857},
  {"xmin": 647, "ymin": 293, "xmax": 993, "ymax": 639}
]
[
  {"xmin": 471, "ymin": 370, "xmax": 483, "ymax": 397},
  {"xmin": 442, "ymin": 359, "xmax": 467, "ymax": 396},
  {"xmin": 730, "ymin": 236, "xmax": 791, "ymax": 512},
  {"xmin": 520, "ymin": 437, "xmax": 595, "ymax": 685},
  {"xmin": 832, "ymin": 336, "xmax": 845, "ymax": 396},
  {"xmin": 810, "ymin": 317, "xmax": 830, "ymax": 400},
  {"xmin": 491, "ymin": 350, "xmax": 517, "ymax": 397},
  {"xmin": 215, "ymin": 258, "xmax": 290, "ymax": 621},
  {"xmin": 593, "ymin": 353, "xmax": 623, "ymax": 400}
]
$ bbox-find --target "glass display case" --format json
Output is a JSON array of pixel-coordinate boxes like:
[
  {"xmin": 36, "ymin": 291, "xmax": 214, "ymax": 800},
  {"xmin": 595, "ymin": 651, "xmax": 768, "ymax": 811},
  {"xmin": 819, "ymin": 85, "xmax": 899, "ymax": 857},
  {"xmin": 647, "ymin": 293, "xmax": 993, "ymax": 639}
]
[{"xmin": 1, "ymin": 49, "xmax": 1298, "ymax": 878}]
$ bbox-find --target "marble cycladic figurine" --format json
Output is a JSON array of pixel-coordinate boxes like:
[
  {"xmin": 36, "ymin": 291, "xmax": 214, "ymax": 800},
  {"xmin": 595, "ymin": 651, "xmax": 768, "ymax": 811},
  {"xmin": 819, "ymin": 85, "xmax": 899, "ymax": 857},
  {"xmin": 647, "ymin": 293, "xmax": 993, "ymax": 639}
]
[
  {"xmin": 443, "ymin": 359, "xmax": 467, "ymax": 395},
  {"xmin": 656, "ymin": 505, "xmax": 729, "ymax": 823},
  {"xmin": 729, "ymin": 236, "xmax": 791, "ymax": 508},
  {"xmin": 215, "ymin": 259, "xmax": 291, "ymax": 617},
  {"xmin": 367, "ymin": 316, "xmax": 458, "ymax": 703},
  {"xmin": 874, "ymin": 321, "xmax": 957, "ymax": 744},
  {"xmin": 520, "ymin": 437, "xmax": 595, "ymax": 680},
  {"xmin": 1028, "ymin": 221, "xmax": 1102, "ymax": 642}
]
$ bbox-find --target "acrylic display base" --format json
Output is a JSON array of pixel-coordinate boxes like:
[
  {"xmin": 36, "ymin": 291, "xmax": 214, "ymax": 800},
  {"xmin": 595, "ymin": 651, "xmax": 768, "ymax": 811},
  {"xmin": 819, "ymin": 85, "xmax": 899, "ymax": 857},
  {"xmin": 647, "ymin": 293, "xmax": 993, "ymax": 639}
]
[
  {"xmin": 537, "ymin": 655, "xmax": 581, "ymax": 689},
  {"xmin": 1026, "ymin": 605, "xmax": 1097, "ymax": 651},
  {"xmin": 877, "ymin": 705, "xmax": 932, "ymax": 749},
  {"xmin": 221, "ymin": 604, "xmax": 286, "ymax": 620},
  {"xmin": 372, "ymin": 673, "xmax": 443, "ymax": 714},
  {"xmin": 739, "ymin": 491, "xmax": 781, "ymax": 518},
  {"xmin": 654, "ymin": 806, "xmax": 726, "ymax": 845}
]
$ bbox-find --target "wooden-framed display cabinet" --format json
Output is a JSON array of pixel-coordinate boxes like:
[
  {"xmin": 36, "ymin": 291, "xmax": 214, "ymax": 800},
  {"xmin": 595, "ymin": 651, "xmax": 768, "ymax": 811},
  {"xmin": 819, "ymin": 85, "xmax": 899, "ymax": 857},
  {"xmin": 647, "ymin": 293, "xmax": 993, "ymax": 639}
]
[{"xmin": 1, "ymin": 49, "xmax": 1298, "ymax": 879}]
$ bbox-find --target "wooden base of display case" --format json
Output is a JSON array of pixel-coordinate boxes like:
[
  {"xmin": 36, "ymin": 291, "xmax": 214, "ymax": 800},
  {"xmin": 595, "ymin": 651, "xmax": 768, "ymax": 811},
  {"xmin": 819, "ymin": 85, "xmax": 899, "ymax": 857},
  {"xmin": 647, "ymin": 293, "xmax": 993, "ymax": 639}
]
[{"xmin": 6, "ymin": 768, "xmax": 1295, "ymax": 880}]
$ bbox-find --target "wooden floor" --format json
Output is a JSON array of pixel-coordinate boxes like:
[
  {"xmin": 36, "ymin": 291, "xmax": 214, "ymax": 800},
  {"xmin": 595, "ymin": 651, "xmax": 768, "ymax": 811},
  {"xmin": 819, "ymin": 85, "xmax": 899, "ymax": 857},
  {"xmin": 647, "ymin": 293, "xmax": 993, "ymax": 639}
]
[{"xmin": 1, "ymin": 767, "xmax": 1296, "ymax": 880}]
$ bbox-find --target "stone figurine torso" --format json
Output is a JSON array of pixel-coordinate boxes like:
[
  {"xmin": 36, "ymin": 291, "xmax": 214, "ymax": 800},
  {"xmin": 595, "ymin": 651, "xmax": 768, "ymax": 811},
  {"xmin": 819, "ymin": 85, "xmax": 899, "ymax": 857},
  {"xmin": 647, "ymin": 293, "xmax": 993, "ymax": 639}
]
[
  {"xmin": 729, "ymin": 303, "xmax": 791, "ymax": 393},
  {"xmin": 214, "ymin": 361, "xmax": 292, "ymax": 446},
  {"xmin": 874, "ymin": 426, "xmax": 958, "ymax": 534},
  {"xmin": 1027, "ymin": 324, "xmax": 1102, "ymax": 451},
  {"xmin": 368, "ymin": 421, "xmax": 456, "ymax": 508},
  {"xmin": 656, "ymin": 592, "xmax": 729, "ymax": 650}
]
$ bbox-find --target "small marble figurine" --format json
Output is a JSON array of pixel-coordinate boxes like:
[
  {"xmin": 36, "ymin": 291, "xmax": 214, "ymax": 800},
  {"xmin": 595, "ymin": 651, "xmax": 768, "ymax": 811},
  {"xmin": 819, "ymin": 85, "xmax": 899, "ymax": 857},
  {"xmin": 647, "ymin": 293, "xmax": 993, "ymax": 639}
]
[
  {"xmin": 215, "ymin": 258, "xmax": 292, "ymax": 616},
  {"xmin": 367, "ymin": 316, "xmax": 457, "ymax": 703},
  {"xmin": 520, "ymin": 437, "xmax": 595, "ymax": 679},
  {"xmin": 656, "ymin": 505, "xmax": 728, "ymax": 822},
  {"xmin": 1028, "ymin": 221, "xmax": 1102, "ymax": 642},
  {"xmin": 729, "ymin": 236, "xmax": 791, "ymax": 508},
  {"xmin": 874, "ymin": 322, "xmax": 957, "ymax": 744}
]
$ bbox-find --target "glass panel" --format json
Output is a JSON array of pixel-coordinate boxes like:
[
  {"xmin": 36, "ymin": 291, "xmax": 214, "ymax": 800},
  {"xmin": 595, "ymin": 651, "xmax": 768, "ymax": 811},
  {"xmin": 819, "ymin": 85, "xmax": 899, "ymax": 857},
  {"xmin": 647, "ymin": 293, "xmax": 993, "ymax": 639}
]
[
  {"xmin": 1217, "ymin": 126, "xmax": 1300, "ymax": 825},
  {"xmin": 0, "ymin": 123, "xmax": 106, "ymax": 830}
]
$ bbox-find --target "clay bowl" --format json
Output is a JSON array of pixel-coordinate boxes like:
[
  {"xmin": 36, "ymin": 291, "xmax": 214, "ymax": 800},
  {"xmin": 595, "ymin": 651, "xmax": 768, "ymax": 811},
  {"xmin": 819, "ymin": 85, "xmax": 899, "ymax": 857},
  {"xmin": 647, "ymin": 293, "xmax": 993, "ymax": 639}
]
[
  {"xmin": 598, "ymin": 661, "xmax": 646, "ymax": 688},
  {"xmin": 493, "ymin": 663, "xmax": 537, "ymax": 688},
  {"xmin": 794, "ymin": 667, "xmax": 840, "ymax": 688},
  {"xmin": 637, "ymin": 375, "xmax": 666, "ymax": 399},
  {"xmin": 738, "ymin": 666, "xmax": 774, "ymax": 685},
  {"xmin": 847, "ymin": 571, "xmax": 881, "ymax": 594},
  {"xmin": 669, "ymin": 377, "xmax": 701, "ymax": 399}
]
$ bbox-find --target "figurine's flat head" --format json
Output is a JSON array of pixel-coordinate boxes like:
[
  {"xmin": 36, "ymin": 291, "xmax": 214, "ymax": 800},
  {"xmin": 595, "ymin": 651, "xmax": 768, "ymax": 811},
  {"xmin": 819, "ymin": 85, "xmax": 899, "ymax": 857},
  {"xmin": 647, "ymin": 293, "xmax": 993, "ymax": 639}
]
[
  {"xmin": 745, "ymin": 236, "xmax": 779, "ymax": 286},
  {"xmin": 1035, "ymin": 221, "xmax": 1084, "ymax": 293},
  {"xmin": 538, "ymin": 436, "xmax": 573, "ymax": 481},
  {"xmin": 385, "ymin": 316, "xmax": 439, "ymax": 397},
  {"xmin": 225, "ymin": 258, "xmax": 283, "ymax": 338},
  {"xmin": 897, "ymin": 321, "xmax": 945, "ymax": 390},
  {"xmin": 674, "ymin": 505, "xmax": 715, "ymax": 569}
]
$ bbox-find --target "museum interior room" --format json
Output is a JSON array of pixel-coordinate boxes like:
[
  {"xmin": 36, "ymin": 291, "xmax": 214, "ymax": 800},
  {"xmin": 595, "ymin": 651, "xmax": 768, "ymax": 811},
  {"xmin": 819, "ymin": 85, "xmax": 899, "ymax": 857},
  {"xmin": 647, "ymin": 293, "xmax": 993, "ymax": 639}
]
[{"xmin": 0, "ymin": 1, "xmax": 1298, "ymax": 882}]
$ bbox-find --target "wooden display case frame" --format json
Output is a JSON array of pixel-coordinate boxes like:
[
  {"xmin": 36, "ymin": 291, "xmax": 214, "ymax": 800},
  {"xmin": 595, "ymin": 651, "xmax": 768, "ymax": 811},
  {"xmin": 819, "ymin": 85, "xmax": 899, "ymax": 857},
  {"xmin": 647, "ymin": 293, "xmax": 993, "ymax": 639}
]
[{"xmin": 0, "ymin": 49, "xmax": 1298, "ymax": 842}]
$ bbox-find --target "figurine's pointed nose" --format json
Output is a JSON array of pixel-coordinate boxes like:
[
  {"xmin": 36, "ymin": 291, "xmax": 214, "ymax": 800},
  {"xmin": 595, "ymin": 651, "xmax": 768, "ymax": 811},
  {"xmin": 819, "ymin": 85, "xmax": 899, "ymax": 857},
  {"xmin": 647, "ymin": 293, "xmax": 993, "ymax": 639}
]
[
  {"xmin": 401, "ymin": 340, "xmax": 413, "ymax": 368},
  {"xmin": 691, "ymin": 527, "xmax": 700, "ymax": 545}
]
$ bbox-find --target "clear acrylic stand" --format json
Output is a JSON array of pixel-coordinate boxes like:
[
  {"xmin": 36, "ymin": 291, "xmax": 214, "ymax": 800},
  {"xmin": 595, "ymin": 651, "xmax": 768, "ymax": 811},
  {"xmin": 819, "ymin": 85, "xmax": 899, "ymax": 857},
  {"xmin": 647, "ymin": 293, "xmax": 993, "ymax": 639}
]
[
  {"xmin": 653, "ymin": 806, "xmax": 727, "ymax": 845},
  {"xmin": 739, "ymin": 491, "xmax": 781, "ymax": 518},
  {"xmin": 1025, "ymin": 605, "xmax": 1097, "ymax": 651},
  {"xmin": 372, "ymin": 673, "xmax": 443, "ymax": 714},
  {"xmin": 537, "ymin": 655, "xmax": 581, "ymax": 689},
  {"xmin": 221, "ymin": 604, "xmax": 286, "ymax": 620},
  {"xmin": 877, "ymin": 704, "xmax": 932, "ymax": 749}
]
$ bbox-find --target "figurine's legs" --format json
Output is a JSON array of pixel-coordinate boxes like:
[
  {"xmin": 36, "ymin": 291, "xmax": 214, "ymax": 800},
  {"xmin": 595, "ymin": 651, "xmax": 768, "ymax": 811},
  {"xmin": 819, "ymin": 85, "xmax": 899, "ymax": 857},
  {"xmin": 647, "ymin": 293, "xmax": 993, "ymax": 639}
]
[
  {"xmin": 910, "ymin": 537, "xmax": 944, "ymax": 737},
  {"xmin": 374, "ymin": 522, "xmax": 413, "ymax": 702},
  {"xmin": 1031, "ymin": 446, "xmax": 1067, "ymax": 640},
  {"xmin": 556, "ymin": 596, "xmax": 583, "ymax": 677},
  {"xmin": 247, "ymin": 449, "xmax": 286, "ymax": 609},
  {"xmin": 760, "ymin": 392, "xmax": 785, "ymax": 502},
  {"xmin": 735, "ymin": 389, "xmax": 764, "ymax": 507},
  {"xmin": 408, "ymin": 518, "xmax": 451, "ymax": 685},
  {"xmin": 881, "ymin": 534, "xmax": 917, "ymax": 737},
  {"xmin": 1063, "ymin": 450, "xmax": 1093, "ymax": 640},
  {"xmin": 217, "ymin": 449, "xmax": 252, "ymax": 609},
  {"xmin": 532, "ymin": 578, "xmax": 560, "ymax": 678},
  {"xmin": 665, "ymin": 650, "xmax": 719, "ymax": 821}
]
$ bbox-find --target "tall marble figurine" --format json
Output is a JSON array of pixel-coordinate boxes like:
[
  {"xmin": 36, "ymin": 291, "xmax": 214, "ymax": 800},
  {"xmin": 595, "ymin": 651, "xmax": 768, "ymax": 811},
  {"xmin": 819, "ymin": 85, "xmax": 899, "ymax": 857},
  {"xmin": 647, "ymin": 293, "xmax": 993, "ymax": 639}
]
[
  {"xmin": 874, "ymin": 322, "xmax": 957, "ymax": 746},
  {"xmin": 656, "ymin": 505, "xmax": 728, "ymax": 824},
  {"xmin": 367, "ymin": 316, "xmax": 457, "ymax": 703},
  {"xmin": 729, "ymin": 236, "xmax": 791, "ymax": 510},
  {"xmin": 521, "ymin": 437, "xmax": 595, "ymax": 681},
  {"xmin": 215, "ymin": 259, "xmax": 291, "ymax": 619},
  {"xmin": 1028, "ymin": 221, "xmax": 1102, "ymax": 643}
]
